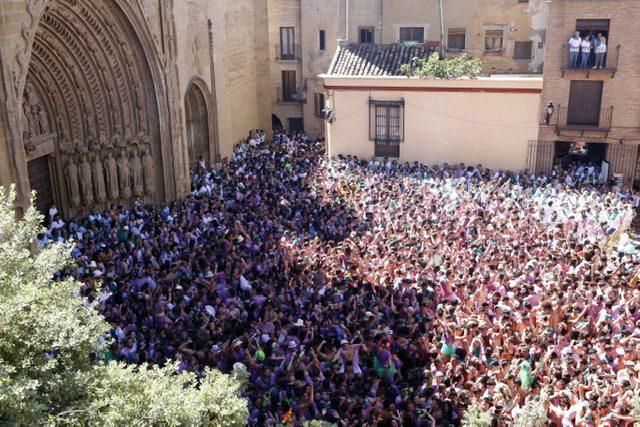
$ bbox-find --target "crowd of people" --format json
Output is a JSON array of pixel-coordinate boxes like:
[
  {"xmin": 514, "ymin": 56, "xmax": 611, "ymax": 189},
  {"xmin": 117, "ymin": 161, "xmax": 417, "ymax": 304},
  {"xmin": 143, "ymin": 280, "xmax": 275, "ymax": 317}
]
[{"xmin": 43, "ymin": 131, "xmax": 640, "ymax": 425}]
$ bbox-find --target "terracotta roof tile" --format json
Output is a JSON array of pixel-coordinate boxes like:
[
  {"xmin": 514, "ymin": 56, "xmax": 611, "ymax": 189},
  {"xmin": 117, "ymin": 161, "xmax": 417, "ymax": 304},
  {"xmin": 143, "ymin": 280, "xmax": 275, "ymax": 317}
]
[{"xmin": 328, "ymin": 43, "xmax": 436, "ymax": 76}]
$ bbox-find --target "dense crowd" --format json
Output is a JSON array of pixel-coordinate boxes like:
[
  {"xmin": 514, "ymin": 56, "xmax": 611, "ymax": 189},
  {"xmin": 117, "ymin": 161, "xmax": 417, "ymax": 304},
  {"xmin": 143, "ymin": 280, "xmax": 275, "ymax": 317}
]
[{"xmin": 42, "ymin": 132, "xmax": 640, "ymax": 425}]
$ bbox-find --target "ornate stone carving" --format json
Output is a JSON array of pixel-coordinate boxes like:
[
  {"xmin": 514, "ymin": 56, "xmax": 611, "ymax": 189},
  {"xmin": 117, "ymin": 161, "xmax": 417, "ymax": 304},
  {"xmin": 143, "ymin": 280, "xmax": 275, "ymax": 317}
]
[
  {"xmin": 78, "ymin": 154, "xmax": 94, "ymax": 205},
  {"xmin": 117, "ymin": 150, "xmax": 132, "ymax": 199},
  {"xmin": 92, "ymin": 155, "xmax": 107, "ymax": 203},
  {"xmin": 15, "ymin": 0, "xmax": 172, "ymax": 214},
  {"xmin": 104, "ymin": 151, "xmax": 119, "ymax": 200},
  {"xmin": 64, "ymin": 159, "xmax": 81, "ymax": 207}
]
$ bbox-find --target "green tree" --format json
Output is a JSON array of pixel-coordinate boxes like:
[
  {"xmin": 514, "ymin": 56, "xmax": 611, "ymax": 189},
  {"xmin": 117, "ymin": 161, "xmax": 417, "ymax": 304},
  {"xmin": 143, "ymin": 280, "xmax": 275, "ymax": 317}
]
[
  {"xmin": 400, "ymin": 53, "xmax": 482, "ymax": 79},
  {"xmin": 462, "ymin": 404, "xmax": 493, "ymax": 427},
  {"xmin": 0, "ymin": 187, "xmax": 248, "ymax": 425}
]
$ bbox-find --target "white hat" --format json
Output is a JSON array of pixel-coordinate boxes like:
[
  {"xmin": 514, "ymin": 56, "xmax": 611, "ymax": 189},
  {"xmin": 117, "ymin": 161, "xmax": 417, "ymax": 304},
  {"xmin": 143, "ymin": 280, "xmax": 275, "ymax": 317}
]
[
  {"xmin": 294, "ymin": 319, "xmax": 304, "ymax": 327},
  {"xmin": 93, "ymin": 270, "xmax": 103, "ymax": 277},
  {"xmin": 204, "ymin": 305, "xmax": 216, "ymax": 317},
  {"xmin": 89, "ymin": 261, "xmax": 98, "ymax": 268},
  {"xmin": 205, "ymin": 271, "xmax": 214, "ymax": 278},
  {"xmin": 232, "ymin": 362, "xmax": 247, "ymax": 373},
  {"xmin": 340, "ymin": 339, "xmax": 349, "ymax": 346},
  {"xmin": 288, "ymin": 340, "xmax": 297, "ymax": 349},
  {"xmin": 210, "ymin": 344, "xmax": 221, "ymax": 352}
]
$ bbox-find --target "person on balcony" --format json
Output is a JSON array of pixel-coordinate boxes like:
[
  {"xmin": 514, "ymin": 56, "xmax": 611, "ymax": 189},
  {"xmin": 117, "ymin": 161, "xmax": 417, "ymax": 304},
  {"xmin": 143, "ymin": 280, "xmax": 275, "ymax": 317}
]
[
  {"xmin": 580, "ymin": 36, "xmax": 592, "ymax": 69},
  {"xmin": 593, "ymin": 33, "xmax": 607, "ymax": 69},
  {"xmin": 568, "ymin": 31, "xmax": 582, "ymax": 68}
]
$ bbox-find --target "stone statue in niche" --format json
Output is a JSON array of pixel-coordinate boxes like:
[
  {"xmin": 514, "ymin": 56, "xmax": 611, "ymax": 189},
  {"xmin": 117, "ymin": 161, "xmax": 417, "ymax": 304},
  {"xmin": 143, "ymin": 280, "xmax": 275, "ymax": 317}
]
[
  {"xmin": 92, "ymin": 155, "xmax": 107, "ymax": 204},
  {"xmin": 117, "ymin": 151, "xmax": 132, "ymax": 200},
  {"xmin": 130, "ymin": 148, "xmax": 144, "ymax": 197},
  {"xmin": 141, "ymin": 147, "xmax": 155, "ymax": 196},
  {"xmin": 64, "ymin": 159, "xmax": 81, "ymax": 207},
  {"xmin": 29, "ymin": 105, "xmax": 39, "ymax": 137},
  {"xmin": 21, "ymin": 102, "xmax": 32, "ymax": 141},
  {"xmin": 78, "ymin": 155, "xmax": 94, "ymax": 205},
  {"xmin": 104, "ymin": 151, "xmax": 119, "ymax": 200},
  {"xmin": 37, "ymin": 105, "xmax": 49, "ymax": 134}
]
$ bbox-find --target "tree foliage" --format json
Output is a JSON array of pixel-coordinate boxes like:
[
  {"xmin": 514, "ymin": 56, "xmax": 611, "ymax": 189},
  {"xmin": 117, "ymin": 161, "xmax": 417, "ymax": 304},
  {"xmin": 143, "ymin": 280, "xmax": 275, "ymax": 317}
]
[
  {"xmin": 0, "ymin": 187, "xmax": 248, "ymax": 425},
  {"xmin": 400, "ymin": 53, "xmax": 482, "ymax": 79},
  {"xmin": 462, "ymin": 404, "xmax": 493, "ymax": 427}
]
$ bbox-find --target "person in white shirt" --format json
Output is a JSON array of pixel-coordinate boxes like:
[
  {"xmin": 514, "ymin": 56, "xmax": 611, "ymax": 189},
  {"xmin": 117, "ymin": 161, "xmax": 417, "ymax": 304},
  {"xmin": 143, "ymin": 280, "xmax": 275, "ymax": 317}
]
[
  {"xmin": 568, "ymin": 31, "xmax": 582, "ymax": 68},
  {"xmin": 580, "ymin": 36, "xmax": 592, "ymax": 69},
  {"xmin": 593, "ymin": 32, "xmax": 607, "ymax": 69}
]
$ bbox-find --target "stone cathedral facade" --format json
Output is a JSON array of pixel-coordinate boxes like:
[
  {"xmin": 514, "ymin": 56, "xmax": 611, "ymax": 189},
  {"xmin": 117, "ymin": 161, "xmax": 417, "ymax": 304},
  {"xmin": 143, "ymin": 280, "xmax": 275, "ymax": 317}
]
[{"xmin": 0, "ymin": 0, "xmax": 271, "ymax": 217}]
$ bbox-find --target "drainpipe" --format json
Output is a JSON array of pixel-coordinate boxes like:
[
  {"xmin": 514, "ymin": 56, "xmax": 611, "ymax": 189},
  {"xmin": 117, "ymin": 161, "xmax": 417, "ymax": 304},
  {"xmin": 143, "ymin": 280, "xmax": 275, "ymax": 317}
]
[
  {"xmin": 345, "ymin": 0, "xmax": 349, "ymax": 41},
  {"xmin": 439, "ymin": 0, "xmax": 445, "ymax": 56}
]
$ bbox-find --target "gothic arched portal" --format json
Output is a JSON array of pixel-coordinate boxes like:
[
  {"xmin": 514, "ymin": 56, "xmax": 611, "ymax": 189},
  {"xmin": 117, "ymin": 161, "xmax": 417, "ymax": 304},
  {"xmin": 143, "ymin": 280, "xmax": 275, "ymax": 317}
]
[
  {"xmin": 184, "ymin": 81, "xmax": 211, "ymax": 168},
  {"xmin": 21, "ymin": 0, "xmax": 169, "ymax": 216}
]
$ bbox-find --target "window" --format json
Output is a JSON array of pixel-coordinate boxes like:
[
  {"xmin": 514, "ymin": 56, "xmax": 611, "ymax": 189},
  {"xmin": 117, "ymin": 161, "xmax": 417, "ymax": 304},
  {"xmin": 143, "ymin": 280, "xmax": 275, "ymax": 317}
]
[
  {"xmin": 319, "ymin": 30, "xmax": 326, "ymax": 51},
  {"xmin": 314, "ymin": 93, "xmax": 325, "ymax": 117},
  {"xmin": 567, "ymin": 80, "xmax": 603, "ymax": 126},
  {"xmin": 447, "ymin": 28, "xmax": 466, "ymax": 51},
  {"xmin": 359, "ymin": 27, "xmax": 374, "ymax": 44},
  {"xmin": 514, "ymin": 41, "xmax": 533, "ymax": 59},
  {"xmin": 399, "ymin": 27, "xmax": 424, "ymax": 43},
  {"xmin": 484, "ymin": 30, "xmax": 504, "ymax": 53},
  {"xmin": 281, "ymin": 70, "xmax": 297, "ymax": 102},
  {"xmin": 288, "ymin": 118, "xmax": 304, "ymax": 132},
  {"xmin": 369, "ymin": 99, "xmax": 404, "ymax": 156},
  {"xmin": 517, "ymin": 0, "xmax": 529, "ymax": 3},
  {"xmin": 280, "ymin": 27, "xmax": 295, "ymax": 59}
]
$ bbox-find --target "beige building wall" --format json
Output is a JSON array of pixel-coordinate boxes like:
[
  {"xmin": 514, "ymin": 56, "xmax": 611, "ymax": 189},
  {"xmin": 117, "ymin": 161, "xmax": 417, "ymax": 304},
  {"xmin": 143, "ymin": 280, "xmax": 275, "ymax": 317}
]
[
  {"xmin": 321, "ymin": 76, "xmax": 542, "ymax": 171},
  {"xmin": 173, "ymin": 0, "xmax": 271, "ymax": 160},
  {"xmin": 337, "ymin": 0, "xmax": 547, "ymax": 74},
  {"xmin": 268, "ymin": 0, "xmax": 304, "ymax": 131},
  {"xmin": 301, "ymin": 0, "xmax": 342, "ymax": 138}
]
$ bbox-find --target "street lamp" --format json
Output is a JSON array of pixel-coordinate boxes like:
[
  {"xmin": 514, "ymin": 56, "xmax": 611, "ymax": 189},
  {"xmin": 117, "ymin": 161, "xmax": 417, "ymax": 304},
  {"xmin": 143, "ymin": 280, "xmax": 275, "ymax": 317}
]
[{"xmin": 545, "ymin": 102, "xmax": 555, "ymax": 125}]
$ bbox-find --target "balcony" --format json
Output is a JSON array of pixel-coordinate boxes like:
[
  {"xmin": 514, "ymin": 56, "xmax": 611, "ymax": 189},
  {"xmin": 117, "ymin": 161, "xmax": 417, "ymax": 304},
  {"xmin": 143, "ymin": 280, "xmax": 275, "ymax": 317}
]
[
  {"xmin": 560, "ymin": 44, "xmax": 620, "ymax": 77},
  {"xmin": 275, "ymin": 44, "xmax": 301, "ymax": 61},
  {"xmin": 277, "ymin": 86, "xmax": 306, "ymax": 104},
  {"xmin": 556, "ymin": 106, "xmax": 613, "ymax": 134}
]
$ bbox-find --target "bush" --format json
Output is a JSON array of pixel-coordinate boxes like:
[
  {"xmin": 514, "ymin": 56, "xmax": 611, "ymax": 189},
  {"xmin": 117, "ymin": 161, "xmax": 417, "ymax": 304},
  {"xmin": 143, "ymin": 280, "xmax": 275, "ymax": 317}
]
[
  {"xmin": 0, "ymin": 187, "xmax": 248, "ymax": 425},
  {"xmin": 400, "ymin": 53, "xmax": 482, "ymax": 79},
  {"xmin": 462, "ymin": 404, "xmax": 493, "ymax": 427}
]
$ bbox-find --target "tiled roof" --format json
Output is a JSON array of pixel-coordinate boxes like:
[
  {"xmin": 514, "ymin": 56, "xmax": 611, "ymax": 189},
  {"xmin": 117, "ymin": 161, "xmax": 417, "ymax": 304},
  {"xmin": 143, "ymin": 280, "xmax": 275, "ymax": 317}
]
[{"xmin": 327, "ymin": 43, "xmax": 437, "ymax": 77}]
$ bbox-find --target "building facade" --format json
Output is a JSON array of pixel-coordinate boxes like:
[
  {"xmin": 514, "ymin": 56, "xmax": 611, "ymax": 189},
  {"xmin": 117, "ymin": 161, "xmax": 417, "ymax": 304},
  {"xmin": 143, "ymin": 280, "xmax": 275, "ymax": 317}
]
[
  {"xmin": 321, "ymin": 44, "xmax": 542, "ymax": 170},
  {"xmin": 0, "ymin": 0, "xmax": 271, "ymax": 217},
  {"xmin": 535, "ymin": 0, "xmax": 640, "ymax": 185},
  {"xmin": 268, "ymin": 0, "xmax": 548, "ymax": 140}
]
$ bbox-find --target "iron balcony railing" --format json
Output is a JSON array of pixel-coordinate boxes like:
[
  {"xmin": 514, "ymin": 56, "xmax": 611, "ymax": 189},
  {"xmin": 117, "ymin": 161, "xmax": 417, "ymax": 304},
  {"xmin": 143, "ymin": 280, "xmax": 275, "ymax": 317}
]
[
  {"xmin": 556, "ymin": 106, "xmax": 613, "ymax": 131},
  {"xmin": 560, "ymin": 43, "xmax": 620, "ymax": 72},
  {"xmin": 277, "ymin": 86, "xmax": 306, "ymax": 104},
  {"xmin": 275, "ymin": 44, "xmax": 301, "ymax": 61}
]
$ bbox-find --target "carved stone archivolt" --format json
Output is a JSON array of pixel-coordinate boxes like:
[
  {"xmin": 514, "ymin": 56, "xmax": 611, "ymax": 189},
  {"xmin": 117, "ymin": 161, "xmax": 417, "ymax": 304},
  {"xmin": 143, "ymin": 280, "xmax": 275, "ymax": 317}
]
[{"xmin": 20, "ymin": 0, "xmax": 167, "ymax": 213}]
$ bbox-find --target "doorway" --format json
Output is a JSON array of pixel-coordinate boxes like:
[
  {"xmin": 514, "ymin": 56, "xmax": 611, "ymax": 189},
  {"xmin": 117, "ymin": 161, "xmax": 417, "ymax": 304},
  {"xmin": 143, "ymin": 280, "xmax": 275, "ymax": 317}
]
[
  {"xmin": 27, "ymin": 156, "xmax": 55, "ymax": 216},
  {"xmin": 555, "ymin": 141, "xmax": 606, "ymax": 168},
  {"xmin": 576, "ymin": 19, "xmax": 610, "ymax": 68},
  {"xmin": 567, "ymin": 80, "xmax": 603, "ymax": 126},
  {"xmin": 288, "ymin": 117, "xmax": 304, "ymax": 133}
]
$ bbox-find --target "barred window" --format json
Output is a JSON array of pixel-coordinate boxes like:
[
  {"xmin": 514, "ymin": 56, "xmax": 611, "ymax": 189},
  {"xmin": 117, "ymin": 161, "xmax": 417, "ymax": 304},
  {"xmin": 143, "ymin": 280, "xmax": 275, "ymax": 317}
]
[
  {"xmin": 369, "ymin": 99, "xmax": 404, "ymax": 150},
  {"xmin": 314, "ymin": 93, "xmax": 325, "ymax": 117}
]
